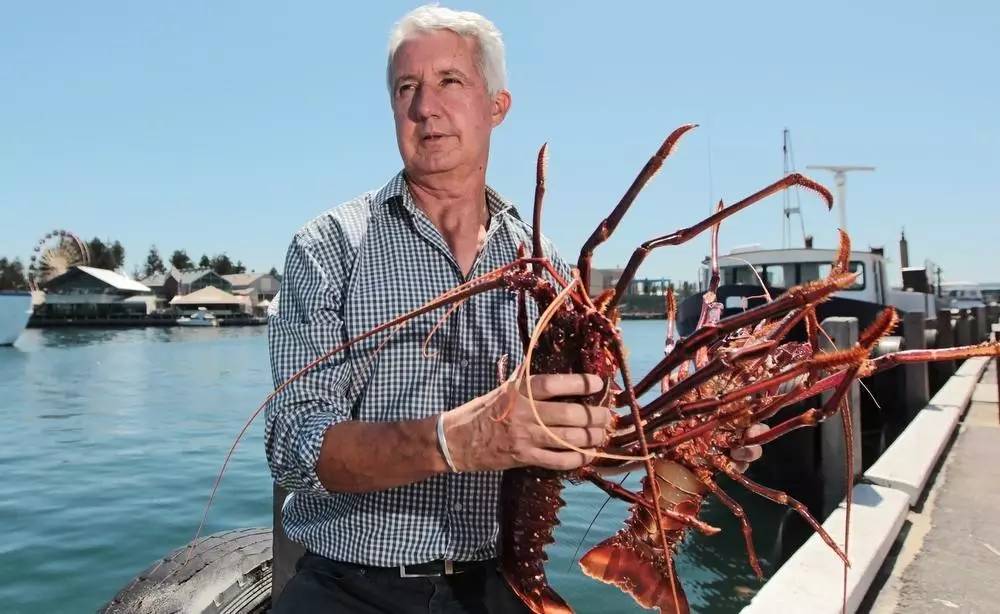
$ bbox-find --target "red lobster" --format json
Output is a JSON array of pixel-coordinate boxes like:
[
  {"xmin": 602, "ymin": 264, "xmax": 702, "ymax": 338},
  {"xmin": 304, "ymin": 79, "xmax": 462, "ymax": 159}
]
[{"xmin": 196, "ymin": 124, "xmax": 1000, "ymax": 613}]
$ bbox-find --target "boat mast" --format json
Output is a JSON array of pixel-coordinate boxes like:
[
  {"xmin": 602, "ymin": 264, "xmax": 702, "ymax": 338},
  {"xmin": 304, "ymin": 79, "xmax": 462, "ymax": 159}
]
[
  {"xmin": 781, "ymin": 128, "xmax": 808, "ymax": 248},
  {"xmin": 805, "ymin": 164, "xmax": 875, "ymax": 232}
]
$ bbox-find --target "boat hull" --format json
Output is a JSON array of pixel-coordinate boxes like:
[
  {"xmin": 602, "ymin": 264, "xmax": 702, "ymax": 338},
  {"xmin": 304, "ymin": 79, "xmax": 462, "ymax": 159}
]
[{"xmin": 0, "ymin": 292, "xmax": 33, "ymax": 346}]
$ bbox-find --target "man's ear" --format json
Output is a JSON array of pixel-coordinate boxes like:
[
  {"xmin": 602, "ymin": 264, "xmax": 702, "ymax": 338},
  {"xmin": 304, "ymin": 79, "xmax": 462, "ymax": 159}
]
[{"xmin": 491, "ymin": 90, "xmax": 512, "ymax": 127}]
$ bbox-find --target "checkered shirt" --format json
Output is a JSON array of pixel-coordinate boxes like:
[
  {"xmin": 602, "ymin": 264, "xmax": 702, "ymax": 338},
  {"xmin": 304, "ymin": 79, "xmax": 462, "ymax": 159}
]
[{"xmin": 265, "ymin": 171, "xmax": 571, "ymax": 566}]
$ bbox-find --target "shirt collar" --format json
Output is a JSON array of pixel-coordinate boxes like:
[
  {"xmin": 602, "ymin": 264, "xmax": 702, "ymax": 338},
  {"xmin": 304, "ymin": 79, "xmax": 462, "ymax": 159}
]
[{"xmin": 371, "ymin": 170, "xmax": 518, "ymax": 219}]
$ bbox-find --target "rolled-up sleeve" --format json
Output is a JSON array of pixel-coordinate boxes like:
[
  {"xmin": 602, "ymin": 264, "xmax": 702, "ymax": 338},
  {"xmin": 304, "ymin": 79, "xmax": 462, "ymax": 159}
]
[{"xmin": 265, "ymin": 229, "xmax": 354, "ymax": 495}]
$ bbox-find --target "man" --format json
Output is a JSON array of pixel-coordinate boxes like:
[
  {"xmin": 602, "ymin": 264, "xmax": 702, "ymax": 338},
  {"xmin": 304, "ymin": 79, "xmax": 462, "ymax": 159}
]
[{"xmin": 266, "ymin": 6, "xmax": 763, "ymax": 613}]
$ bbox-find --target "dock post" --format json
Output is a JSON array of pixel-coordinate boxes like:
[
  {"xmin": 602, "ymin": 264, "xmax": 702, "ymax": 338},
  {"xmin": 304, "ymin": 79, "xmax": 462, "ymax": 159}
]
[
  {"xmin": 272, "ymin": 483, "xmax": 306, "ymax": 602},
  {"xmin": 819, "ymin": 317, "xmax": 861, "ymax": 518},
  {"xmin": 901, "ymin": 312, "xmax": 930, "ymax": 419},
  {"xmin": 953, "ymin": 310, "xmax": 972, "ymax": 348},
  {"xmin": 930, "ymin": 310, "xmax": 957, "ymax": 390},
  {"xmin": 972, "ymin": 306, "xmax": 988, "ymax": 343}
]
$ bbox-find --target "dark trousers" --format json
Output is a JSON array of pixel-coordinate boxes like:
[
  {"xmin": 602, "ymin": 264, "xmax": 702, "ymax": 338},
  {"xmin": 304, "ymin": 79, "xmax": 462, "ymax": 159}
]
[{"xmin": 272, "ymin": 552, "xmax": 532, "ymax": 614}]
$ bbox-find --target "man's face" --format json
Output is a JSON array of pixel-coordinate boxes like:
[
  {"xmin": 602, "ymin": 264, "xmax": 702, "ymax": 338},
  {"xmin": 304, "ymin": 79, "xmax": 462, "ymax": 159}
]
[{"xmin": 390, "ymin": 30, "xmax": 510, "ymax": 179}]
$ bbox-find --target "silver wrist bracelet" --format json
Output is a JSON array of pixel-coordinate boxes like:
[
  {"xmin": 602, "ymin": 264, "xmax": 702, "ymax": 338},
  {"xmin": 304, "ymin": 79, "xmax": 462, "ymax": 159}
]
[{"xmin": 436, "ymin": 413, "xmax": 460, "ymax": 473}]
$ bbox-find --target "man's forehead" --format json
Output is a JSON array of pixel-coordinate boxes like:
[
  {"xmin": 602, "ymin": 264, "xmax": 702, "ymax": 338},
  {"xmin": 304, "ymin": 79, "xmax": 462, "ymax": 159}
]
[{"xmin": 391, "ymin": 30, "xmax": 478, "ymax": 78}]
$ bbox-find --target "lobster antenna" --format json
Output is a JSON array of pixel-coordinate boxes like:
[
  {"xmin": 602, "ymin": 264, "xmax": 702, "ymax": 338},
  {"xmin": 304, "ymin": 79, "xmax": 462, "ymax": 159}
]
[{"xmin": 531, "ymin": 143, "xmax": 548, "ymax": 274}]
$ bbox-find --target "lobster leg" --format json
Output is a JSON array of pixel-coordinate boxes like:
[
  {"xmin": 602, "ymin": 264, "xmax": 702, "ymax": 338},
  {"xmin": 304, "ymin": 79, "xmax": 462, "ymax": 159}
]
[
  {"xmin": 612, "ymin": 340, "xmax": 780, "ymax": 433},
  {"xmin": 866, "ymin": 341, "xmax": 1000, "ymax": 375},
  {"xmin": 701, "ymin": 477, "xmax": 764, "ymax": 578},
  {"xmin": 712, "ymin": 457, "xmax": 849, "ymax": 565},
  {"xmin": 577, "ymin": 124, "xmax": 697, "ymax": 292},
  {"xmin": 623, "ymin": 271, "xmax": 857, "ymax": 404},
  {"xmin": 581, "ymin": 470, "xmax": 721, "ymax": 536},
  {"xmin": 606, "ymin": 173, "xmax": 834, "ymax": 310}
]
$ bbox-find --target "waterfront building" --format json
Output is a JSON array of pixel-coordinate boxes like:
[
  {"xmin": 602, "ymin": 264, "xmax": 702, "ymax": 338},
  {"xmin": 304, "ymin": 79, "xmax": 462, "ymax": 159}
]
[
  {"xmin": 587, "ymin": 268, "xmax": 625, "ymax": 296},
  {"xmin": 168, "ymin": 286, "xmax": 249, "ymax": 316},
  {"xmin": 223, "ymin": 272, "xmax": 280, "ymax": 315},
  {"xmin": 139, "ymin": 268, "xmax": 234, "ymax": 308},
  {"xmin": 37, "ymin": 266, "xmax": 155, "ymax": 318}
]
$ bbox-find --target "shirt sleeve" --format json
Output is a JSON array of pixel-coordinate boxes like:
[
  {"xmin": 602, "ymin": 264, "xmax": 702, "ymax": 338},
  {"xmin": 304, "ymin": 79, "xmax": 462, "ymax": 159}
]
[{"xmin": 265, "ymin": 229, "xmax": 354, "ymax": 495}]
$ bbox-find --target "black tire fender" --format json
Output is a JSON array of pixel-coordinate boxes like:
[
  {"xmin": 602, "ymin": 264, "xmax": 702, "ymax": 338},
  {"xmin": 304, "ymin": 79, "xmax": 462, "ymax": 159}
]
[{"xmin": 100, "ymin": 527, "xmax": 273, "ymax": 614}]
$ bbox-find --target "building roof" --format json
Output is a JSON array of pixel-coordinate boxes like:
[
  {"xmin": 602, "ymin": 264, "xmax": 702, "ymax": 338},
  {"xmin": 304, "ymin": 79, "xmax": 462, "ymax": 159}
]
[
  {"xmin": 138, "ymin": 271, "xmax": 169, "ymax": 287},
  {"xmin": 171, "ymin": 268, "xmax": 215, "ymax": 284},
  {"xmin": 222, "ymin": 273, "xmax": 263, "ymax": 288},
  {"xmin": 77, "ymin": 266, "xmax": 152, "ymax": 293},
  {"xmin": 169, "ymin": 285, "xmax": 243, "ymax": 305}
]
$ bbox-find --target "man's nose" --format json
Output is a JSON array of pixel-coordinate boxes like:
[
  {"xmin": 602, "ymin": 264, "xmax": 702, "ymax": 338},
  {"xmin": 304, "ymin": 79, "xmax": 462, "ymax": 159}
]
[{"xmin": 410, "ymin": 84, "xmax": 443, "ymax": 121}]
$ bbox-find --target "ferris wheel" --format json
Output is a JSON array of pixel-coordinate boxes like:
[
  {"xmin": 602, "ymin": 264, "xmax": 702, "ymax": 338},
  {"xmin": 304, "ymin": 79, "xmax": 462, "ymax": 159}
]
[{"xmin": 28, "ymin": 229, "xmax": 91, "ymax": 290}]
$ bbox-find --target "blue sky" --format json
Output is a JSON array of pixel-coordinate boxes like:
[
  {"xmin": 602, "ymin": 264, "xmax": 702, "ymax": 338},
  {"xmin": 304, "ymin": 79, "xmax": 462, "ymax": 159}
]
[{"xmin": 2, "ymin": 1, "xmax": 997, "ymax": 283}]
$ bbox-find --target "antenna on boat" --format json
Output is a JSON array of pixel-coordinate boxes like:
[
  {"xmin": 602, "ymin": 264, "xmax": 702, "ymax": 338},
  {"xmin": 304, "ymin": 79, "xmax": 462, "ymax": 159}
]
[
  {"xmin": 781, "ymin": 128, "xmax": 809, "ymax": 248},
  {"xmin": 805, "ymin": 164, "xmax": 875, "ymax": 233}
]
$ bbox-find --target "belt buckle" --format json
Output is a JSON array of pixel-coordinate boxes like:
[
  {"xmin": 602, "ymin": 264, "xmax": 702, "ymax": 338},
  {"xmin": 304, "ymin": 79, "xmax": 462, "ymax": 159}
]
[{"xmin": 398, "ymin": 560, "xmax": 457, "ymax": 578}]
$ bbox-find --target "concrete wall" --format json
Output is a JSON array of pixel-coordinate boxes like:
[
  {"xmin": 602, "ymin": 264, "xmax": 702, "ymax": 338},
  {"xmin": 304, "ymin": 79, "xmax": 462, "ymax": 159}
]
[{"xmin": 742, "ymin": 354, "xmax": 992, "ymax": 614}]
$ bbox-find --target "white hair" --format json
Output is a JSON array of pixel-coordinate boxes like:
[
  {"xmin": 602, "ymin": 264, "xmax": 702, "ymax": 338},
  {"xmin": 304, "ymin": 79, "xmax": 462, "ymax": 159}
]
[{"xmin": 386, "ymin": 4, "xmax": 508, "ymax": 96}]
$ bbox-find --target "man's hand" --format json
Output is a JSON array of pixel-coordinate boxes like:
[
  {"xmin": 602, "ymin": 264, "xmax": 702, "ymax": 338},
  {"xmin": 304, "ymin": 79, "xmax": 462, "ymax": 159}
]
[
  {"xmin": 443, "ymin": 373, "xmax": 613, "ymax": 472},
  {"xmin": 730, "ymin": 423, "xmax": 769, "ymax": 473}
]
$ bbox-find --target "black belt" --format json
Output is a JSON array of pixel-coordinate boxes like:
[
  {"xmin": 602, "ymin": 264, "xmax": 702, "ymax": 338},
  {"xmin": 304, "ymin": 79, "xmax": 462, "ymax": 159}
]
[
  {"xmin": 399, "ymin": 558, "xmax": 491, "ymax": 577},
  {"xmin": 309, "ymin": 553, "xmax": 494, "ymax": 578},
  {"xmin": 363, "ymin": 559, "xmax": 491, "ymax": 578}
]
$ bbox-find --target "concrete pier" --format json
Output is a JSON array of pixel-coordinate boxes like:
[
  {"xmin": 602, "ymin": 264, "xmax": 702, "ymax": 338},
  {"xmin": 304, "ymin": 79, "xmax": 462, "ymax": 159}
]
[
  {"xmin": 741, "ymin": 356, "xmax": 995, "ymax": 614},
  {"xmin": 868, "ymin": 360, "xmax": 999, "ymax": 613}
]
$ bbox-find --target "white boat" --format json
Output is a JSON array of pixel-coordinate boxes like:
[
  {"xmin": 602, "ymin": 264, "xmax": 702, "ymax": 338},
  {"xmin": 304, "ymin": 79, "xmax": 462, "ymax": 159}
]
[
  {"xmin": 939, "ymin": 282, "xmax": 986, "ymax": 311},
  {"xmin": 0, "ymin": 291, "xmax": 33, "ymax": 346},
  {"xmin": 678, "ymin": 244, "xmax": 943, "ymax": 335},
  {"xmin": 176, "ymin": 307, "xmax": 219, "ymax": 327}
]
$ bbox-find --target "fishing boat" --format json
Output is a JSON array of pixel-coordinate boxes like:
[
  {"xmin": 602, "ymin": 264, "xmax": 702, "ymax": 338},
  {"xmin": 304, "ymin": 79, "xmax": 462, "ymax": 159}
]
[
  {"xmin": 176, "ymin": 306, "xmax": 219, "ymax": 327},
  {"xmin": 679, "ymin": 129, "xmax": 941, "ymax": 334},
  {"xmin": 677, "ymin": 242, "xmax": 941, "ymax": 336},
  {"xmin": 0, "ymin": 291, "xmax": 33, "ymax": 346}
]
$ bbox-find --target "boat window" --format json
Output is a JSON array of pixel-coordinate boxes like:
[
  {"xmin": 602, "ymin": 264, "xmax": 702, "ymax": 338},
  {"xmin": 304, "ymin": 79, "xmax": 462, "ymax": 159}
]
[
  {"xmin": 721, "ymin": 265, "xmax": 764, "ymax": 286},
  {"xmin": 812, "ymin": 261, "xmax": 866, "ymax": 290},
  {"xmin": 721, "ymin": 261, "xmax": 865, "ymax": 290},
  {"xmin": 762, "ymin": 263, "xmax": 795, "ymax": 288}
]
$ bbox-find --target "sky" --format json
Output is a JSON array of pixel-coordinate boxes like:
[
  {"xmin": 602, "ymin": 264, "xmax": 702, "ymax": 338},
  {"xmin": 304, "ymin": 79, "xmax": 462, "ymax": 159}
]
[{"xmin": 2, "ymin": 1, "xmax": 998, "ymax": 284}]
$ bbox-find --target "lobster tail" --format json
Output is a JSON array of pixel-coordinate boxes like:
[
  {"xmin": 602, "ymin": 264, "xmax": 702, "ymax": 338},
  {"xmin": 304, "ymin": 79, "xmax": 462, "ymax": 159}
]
[
  {"xmin": 499, "ymin": 468, "xmax": 573, "ymax": 613},
  {"xmin": 580, "ymin": 535, "xmax": 689, "ymax": 614}
]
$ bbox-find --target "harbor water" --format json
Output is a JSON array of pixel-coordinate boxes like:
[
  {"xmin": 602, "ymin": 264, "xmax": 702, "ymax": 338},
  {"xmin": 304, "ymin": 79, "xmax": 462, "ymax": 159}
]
[{"xmin": 0, "ymin": 322, "xmax": 792, "ymax": 613}]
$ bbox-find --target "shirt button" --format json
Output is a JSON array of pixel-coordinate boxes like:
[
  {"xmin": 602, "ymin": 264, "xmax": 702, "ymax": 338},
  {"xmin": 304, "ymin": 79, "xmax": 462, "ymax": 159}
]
[
  {"xmin": 459, "ymin": 359, "xmax": 470, "ymax": 367},
  {"xmin": 452, "ymin": 502, "xmax": 464, "ymax": 512}
]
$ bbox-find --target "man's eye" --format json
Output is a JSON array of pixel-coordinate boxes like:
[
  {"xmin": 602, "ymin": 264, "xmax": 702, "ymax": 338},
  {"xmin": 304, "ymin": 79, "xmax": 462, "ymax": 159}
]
[
  {"xmin": 442, "ymin": 77, "xmax": 461, "ymax": 86},
  {"xmin": 397, "ymin": 83, "xmax": 415, "ymax": 95}
]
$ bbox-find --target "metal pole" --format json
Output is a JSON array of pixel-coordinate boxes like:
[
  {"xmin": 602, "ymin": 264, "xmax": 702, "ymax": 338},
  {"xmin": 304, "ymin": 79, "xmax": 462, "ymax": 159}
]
[{"xmin": 834, "ymin": 171, "xmax": 847, "ymax": 231}]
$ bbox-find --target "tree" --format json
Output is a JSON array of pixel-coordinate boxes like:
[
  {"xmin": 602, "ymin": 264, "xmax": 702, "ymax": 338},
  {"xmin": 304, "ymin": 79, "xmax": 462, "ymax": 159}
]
[
  {"xmin": 170, "ymin": 249, "xmax": 193, "ymax": 271},
  {"xmin": 198, "ymin": 254, "xmax": 211, "ymax": 268},
  {"xmin": 209, "ymin": 253, "xmax": 236, "ymax": 275},
  {"xmin": 143, "ymin": 246, "xmax": 166, "ymax": 277},
  {"xmin": 0, "ymin": 258, "xmax": 28, "ymax": 290},
  {"xmin": 87, "ymin": 237, "xmax": 126, "ymax": 270},
  {"xmin": 268, "ymin": 266, "xmax": 282, "ymax": 282}
]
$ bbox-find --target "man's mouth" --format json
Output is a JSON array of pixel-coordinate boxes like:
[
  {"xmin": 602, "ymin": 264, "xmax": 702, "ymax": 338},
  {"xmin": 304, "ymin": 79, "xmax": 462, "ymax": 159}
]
[{"xmin": 422, "ymin": 133, "xmax": 450, "ymax": 142}]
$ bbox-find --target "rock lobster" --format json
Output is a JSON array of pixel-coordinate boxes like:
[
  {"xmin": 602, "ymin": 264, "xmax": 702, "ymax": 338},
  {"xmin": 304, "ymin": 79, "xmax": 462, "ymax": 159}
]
[{"xmin": 197, "ymin": 123, "xmax": 1000, "ymax": 613}]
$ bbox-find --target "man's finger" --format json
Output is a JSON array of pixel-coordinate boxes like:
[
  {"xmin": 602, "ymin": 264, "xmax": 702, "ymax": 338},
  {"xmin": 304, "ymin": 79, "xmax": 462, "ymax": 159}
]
[
  {"xmin": 526, "ymin": 400, "xmax": 611, "ymax": 428},
  {"xmin": 745, "ymin": 423, "xmax": 770, "ymax": 439},
  {"xmin": 527, "ymin": 448, "xmax": 596, "ymax": 471},
  {"xmin": 529, "ymin": 425, "xmax": 607, "ymax": 449},
  {"xmin": 523, "ymin": 373, "xmax": 604, "ymax": 401}
]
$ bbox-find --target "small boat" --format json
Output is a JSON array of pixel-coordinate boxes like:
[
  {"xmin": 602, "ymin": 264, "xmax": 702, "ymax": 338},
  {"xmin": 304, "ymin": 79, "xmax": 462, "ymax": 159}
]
[
  {"xmin": 0, "ymin": 291, "xmax": 33, "ymax": 346},
  {"xmin": 176, "ymin": 306, "xmax": 219, "ymax": 327},
  {"xmin": 939, "ymin": 282, "xmax": 986, "ymax": 311}
]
